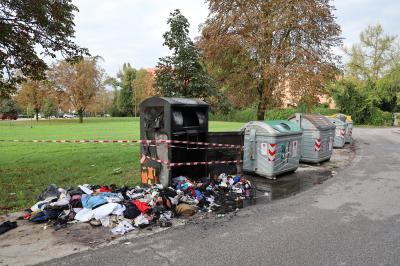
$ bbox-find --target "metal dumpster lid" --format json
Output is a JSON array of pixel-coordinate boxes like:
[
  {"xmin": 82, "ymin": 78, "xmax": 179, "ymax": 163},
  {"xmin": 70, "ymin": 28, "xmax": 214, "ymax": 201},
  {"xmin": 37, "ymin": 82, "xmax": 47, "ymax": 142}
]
[
  {"xmin": 289, "ymin": 113, "xmax": 335, "ymax": 130},
  {"xmin": 241, "ymin": 120, "xmax": 302, "ymax": 136},
  {"xmin": 140, "ymin": 97, "xmax": 208, "ymax": 107},
  {"xmin": 327, "ymin": 117, "xmax": 345, "ymax": 126}
]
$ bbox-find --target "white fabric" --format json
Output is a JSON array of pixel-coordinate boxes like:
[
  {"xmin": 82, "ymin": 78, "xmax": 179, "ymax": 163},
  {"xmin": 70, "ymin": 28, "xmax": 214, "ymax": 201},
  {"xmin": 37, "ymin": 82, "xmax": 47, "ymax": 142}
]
[
  {"xmin": 111, "ymin": 220, "xmax": 134, "ymax": 235},
  {"xmin": 126, "ymin": 192, "xmax": 144, "ymax": 200},
  {"xmin": 30, "ymin": 197, "xmax": 58, "ymax": 212},
  {"xmin": 78, "ymin": 185, "xmax": 93, "ymax": 195},
  {"xmin": 110, "ymin": 204, "xmax": 126, "ymax": 216},
  {"xmin": 100, "ymin": 216, "xmax": 110, "ymax": 227},
  {"xmin": 74, "ymin": 203, "xmax": 125, "ymax": 222},
  {"xmin": 134, "ymin": 214, "xmax": 149, "ymax": 227},
  {"xmin": 74, "ymin": 208, "xmax": 93, "ymax": 222},
  {"xmin": 49, "ymin": 189, "xmax": 71, "ymax": 207},
  {"xmin": 105, "ymin": 193, "xmax": 123, "ymax": 203},
  {"xmin": 73, "ymin": 208, "xmax": 83, "ymax": 213}
]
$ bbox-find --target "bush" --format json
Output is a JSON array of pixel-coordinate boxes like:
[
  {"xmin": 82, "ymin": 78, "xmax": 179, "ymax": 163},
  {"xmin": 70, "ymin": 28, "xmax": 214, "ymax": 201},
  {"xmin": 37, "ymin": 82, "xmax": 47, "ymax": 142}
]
[
  {"xmin": 264, "ymin": 108, "xmax": 296, "ymax": 120},
  {"xmin": 210, "ymin": 106, "xmax": 257, "ymax": 122},
  {"xmin": 367, "ymin": 107, "xmax": 392, "ymax": 126},
  {"xmin": 330, "ymin": 79, "xmax": 394, "ymax": 126},
  {"xmin": 0, "ymin": 97, "xmax": 18, "ymax": 116},
  {"xmin": 210, "ymin": 105, "xmax": 339, "ymax": 122},
  {"xmin": 314, "ymin": 106, "xmax": 339, "ymax": 116}
]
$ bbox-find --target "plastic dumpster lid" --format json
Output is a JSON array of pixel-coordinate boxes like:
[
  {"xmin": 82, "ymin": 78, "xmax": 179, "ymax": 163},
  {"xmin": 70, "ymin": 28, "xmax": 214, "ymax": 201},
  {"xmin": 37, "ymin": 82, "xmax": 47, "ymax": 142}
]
[
  {"xmin": 327, "ymin": 117, "xmax": 345, "ymax": 126},
  {"xmin": 337, "ymin": 113, "xmax": 353, "ymax": 122},
  {"xmin": 289, "ymin": 113, "xmax": 335, "ymax": 130},
  {"xmin": 241, "ymin": 120, "xmax": 302, "ymax": 136},
  {"xmin": 327, "ymin": 113, "xmax": 353, "ymax": 122}
]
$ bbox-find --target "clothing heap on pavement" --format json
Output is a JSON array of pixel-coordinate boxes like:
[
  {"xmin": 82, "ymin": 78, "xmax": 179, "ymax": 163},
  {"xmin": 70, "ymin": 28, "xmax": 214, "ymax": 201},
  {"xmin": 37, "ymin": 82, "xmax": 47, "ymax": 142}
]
[{"xmin": 21, "ymin": 174, "xmax": 253, "ymax": 235}]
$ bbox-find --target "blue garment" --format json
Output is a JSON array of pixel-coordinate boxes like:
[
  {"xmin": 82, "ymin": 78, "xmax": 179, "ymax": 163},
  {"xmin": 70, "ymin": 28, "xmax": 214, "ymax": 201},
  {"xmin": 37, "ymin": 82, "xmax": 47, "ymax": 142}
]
[
  {"xmin": 195, "ymin": 190, "xmax": 204, "ymax": 201},
  {"xmin": 176, "ymin": 183, "xmax": 190, "ymax": 191},
  {"xmin": 30, "ymin": 211, "xmax": 49, "ymax": 223},
  {"xmin": 233, "ymin": 175, "xmax": 241, "ymax": 184},
  {"xmin": 81, "ymin": 192, "xmax": 116, "ymax": 209}
]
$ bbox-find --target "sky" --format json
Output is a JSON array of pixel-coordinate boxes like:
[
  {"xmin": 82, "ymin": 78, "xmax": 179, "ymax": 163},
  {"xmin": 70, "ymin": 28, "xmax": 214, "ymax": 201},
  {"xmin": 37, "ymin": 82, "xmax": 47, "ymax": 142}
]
[{"xmin": 70, "ymin": 0, "xmax": 400, "ymax": 77}]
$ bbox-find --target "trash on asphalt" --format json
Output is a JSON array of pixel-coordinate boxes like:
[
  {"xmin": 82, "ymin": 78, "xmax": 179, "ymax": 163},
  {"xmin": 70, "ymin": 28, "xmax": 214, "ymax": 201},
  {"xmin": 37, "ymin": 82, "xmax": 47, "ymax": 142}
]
[
  {"xmin": 0, "ymin": 221, "xmax": 18, "ymax": 235},
  {"xmin": 19, "ymin": 173, "xmax": 253, "ymax": 235}
]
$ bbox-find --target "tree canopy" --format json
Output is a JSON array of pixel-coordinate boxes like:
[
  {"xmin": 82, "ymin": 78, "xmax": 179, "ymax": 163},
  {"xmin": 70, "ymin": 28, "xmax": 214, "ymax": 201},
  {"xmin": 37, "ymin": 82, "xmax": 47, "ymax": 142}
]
[
  {"xmin": 16, "ymin": 79, "xmax": 49, "ymax": 120},
  {"xmin": 49, "ymin": 57, "xmax": 103, "ymax": 123},
  {"xmin": 118, "ymin": 63, "xmax": 136, "ymax": 116},
  {"xmin": 345, "ymin": 24, "xmax": 400, "ymax": 81},
  {"xmin": 0, "ymin": 0, "xmax": 88, "ymax": 97},
  {"xmin": 199, "ymin": 0, "xmax": 342, "ymax": 119},
  {"xmin": 0, "ymin": 97, "xmax": 18, "ymax": 117},
  {"xmin": 155, "ymin": 9, "xmax": 216, "ymax": 99}
]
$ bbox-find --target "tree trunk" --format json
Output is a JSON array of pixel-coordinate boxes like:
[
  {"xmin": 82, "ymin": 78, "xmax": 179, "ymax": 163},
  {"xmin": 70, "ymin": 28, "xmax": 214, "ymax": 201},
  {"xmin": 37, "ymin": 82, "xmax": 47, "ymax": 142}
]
[
  {"xmin": 78, "ymin": 109, "xmax": 83, "ymax": 123},
  {"xmin": 35, "ymin": 109, "xmax": 39, "ymax": 122},
  {"xmin": 257, "ymin": 96, "xmax": 268, "ymax": 120},
  {"xmin": 256, "ymin": 81, "xmax": 267, "ymax": 120}
]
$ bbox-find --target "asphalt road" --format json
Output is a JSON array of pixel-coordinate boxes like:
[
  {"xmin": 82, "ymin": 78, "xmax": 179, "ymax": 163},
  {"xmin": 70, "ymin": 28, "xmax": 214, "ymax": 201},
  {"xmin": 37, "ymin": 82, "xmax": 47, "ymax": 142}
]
[{"xmin": 42, "ymin": 128, "xmax": 400, "ymax": 266}]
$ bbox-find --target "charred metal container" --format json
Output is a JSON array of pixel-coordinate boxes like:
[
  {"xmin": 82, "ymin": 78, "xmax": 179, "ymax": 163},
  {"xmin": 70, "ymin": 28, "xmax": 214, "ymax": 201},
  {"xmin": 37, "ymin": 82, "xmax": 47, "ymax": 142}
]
[
  {"xmin": 206, "ymin": 131, "xmax": 244, "ymax": 177},
  {"xmin": 140, "ymin": 97, "xmax": 208, "ymax": 187}
]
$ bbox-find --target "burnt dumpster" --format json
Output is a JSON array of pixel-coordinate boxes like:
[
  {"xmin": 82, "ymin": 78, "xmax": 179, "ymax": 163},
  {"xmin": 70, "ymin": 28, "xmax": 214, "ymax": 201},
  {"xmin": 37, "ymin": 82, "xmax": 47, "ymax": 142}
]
[
  {"xmin": 242, "ymin": 120, "xmax": 303, "ymax": 179},
  {"xmin": 140, "ymin": 97, "xmax": 208, "ymax": 187},
  {"xmin": 206, "ymin": 131, "xmax": 244, "ymax": 177},
  {"xmin": 288, "ymin": 113, "xmax": 335, "ymax": 163}
]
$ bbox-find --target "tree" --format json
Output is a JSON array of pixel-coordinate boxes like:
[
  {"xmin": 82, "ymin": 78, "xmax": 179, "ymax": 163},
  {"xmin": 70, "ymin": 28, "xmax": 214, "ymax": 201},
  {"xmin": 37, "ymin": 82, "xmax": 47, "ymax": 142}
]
[
  {"xmin": 16, "ymin": 80, "xmax": 48, "ymax": 121},
  {"xmin": 345, "ymin": 24, "xmax": 400, "ymax": 81},
  {"xmin": 86, "ymin": 87, "xmax": 113, "ymax": 116},
  {"xmin": 0, "ymin": 97, "xmax": 18, "ymax": 117},
  {"xmin": 104, "ymin": 76, "xmax": 121, "ymax": 117},
  {"xmin": 199, "ymin": 0, "xmax": 342, "ymax": 120},
  {"xmin": 0, "ymin": 0, "xmax": 89, "ymax": 97},
  {"xmin": 50, "ymin": 89, "xmax": 70, "ymax": 117},
  {"xmin": 133, "ymin": 69, "xmax": 156, "ymax": 108},
  {"xmin": 43, "ymin": 98, "xmax": 57, "ymax": 118},
  {"xmin": 49, "ymin": 57, "xmax": 103, "ymax": 123},
  {"xmin": 330, "ymin": 78, "xmax": 392, "ymax": 126},
  {"xmin": 118, "ymin": 63, "xmax": 136, "ymax": 116},
  {"xmin": 155, "ymin": 9, "xmax": 216, "ymax": 99},
  {"xmin": 377, "ymin": 65, "xmax": 400, "ymax": 113}
]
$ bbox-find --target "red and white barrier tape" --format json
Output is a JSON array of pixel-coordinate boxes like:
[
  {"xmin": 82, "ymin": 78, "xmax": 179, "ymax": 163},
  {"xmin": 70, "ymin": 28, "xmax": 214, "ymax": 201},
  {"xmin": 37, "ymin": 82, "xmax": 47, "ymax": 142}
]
[
  {"xmin": 142, "ymin": 155, "xmax": 242, "ymax": 167},
  {"xmin": 0, "ymin": 139, "xmax": 243, "ymax": 149}
]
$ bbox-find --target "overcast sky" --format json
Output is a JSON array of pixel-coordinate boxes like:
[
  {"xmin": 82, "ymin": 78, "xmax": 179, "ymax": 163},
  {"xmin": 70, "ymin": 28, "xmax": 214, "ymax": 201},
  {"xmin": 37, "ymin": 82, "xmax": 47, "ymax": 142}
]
[{"xmin": 71, "ymin": 0, "xmax": 400, "ymax": 77}]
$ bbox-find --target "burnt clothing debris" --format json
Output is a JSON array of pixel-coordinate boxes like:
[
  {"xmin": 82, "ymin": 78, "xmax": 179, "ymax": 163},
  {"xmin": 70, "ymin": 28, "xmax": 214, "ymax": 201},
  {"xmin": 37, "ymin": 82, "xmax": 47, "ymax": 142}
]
[
  {"xmin": 23, "ymin": 174, "xmax": 253, "ymax": 235},
  {"xmin": 0, "ymin": 221, "xmax": 18, "ymax": 235}
]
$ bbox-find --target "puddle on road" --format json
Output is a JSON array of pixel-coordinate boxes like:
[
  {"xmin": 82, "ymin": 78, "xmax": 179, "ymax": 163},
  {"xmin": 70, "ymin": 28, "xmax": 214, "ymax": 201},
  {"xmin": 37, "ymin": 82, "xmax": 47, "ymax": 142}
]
[{"xmin": 244, "ymin": 165, "xmax": 334, "ymax": 205}]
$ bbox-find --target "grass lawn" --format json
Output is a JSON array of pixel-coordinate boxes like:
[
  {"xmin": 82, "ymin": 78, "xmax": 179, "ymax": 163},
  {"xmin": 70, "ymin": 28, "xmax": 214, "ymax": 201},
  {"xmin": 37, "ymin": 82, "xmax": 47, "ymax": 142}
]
[{"xmin": 0, "ymin": 117, "xmax": 243, "ymax": 213}]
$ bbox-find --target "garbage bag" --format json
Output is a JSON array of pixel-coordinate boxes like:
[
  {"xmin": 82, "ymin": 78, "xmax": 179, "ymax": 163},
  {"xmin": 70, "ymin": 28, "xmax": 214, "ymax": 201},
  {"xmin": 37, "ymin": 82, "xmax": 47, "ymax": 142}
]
[{"xmin": 37, "ymin": 184, "xmax": 60, "ymax": 201}]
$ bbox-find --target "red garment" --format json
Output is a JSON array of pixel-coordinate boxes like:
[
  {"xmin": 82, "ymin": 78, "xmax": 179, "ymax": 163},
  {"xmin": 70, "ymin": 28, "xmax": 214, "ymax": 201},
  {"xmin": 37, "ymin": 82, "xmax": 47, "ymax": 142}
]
[
  {"xmin": 133, "ymin": 200, "xmax": 150, "ymax": 214},
  {"xmin": 99, "ymin": 186, "xmax": 112, "ymax": 192}
]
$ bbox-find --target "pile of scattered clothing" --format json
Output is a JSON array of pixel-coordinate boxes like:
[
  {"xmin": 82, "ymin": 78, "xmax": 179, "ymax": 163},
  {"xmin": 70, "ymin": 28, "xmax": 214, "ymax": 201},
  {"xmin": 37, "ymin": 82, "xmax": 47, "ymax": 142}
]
[{"xmin": 23, "ymin": 174, "xmax": 253, "ymax": 235}]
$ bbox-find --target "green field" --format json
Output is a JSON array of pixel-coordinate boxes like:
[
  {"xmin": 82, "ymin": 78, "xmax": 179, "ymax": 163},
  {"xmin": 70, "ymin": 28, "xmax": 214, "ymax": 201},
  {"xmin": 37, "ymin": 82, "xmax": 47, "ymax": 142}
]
[{"xmin": 0, "ymin": 118, "xmax": 243, "ymax": 213}]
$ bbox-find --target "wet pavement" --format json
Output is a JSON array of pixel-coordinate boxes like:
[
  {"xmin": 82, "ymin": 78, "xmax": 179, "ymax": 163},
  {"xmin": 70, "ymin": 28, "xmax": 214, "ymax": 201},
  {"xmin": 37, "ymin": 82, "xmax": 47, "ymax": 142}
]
[{"xmin": 248, "ymin": 142, "xmax": 355, "ymax": 204}]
